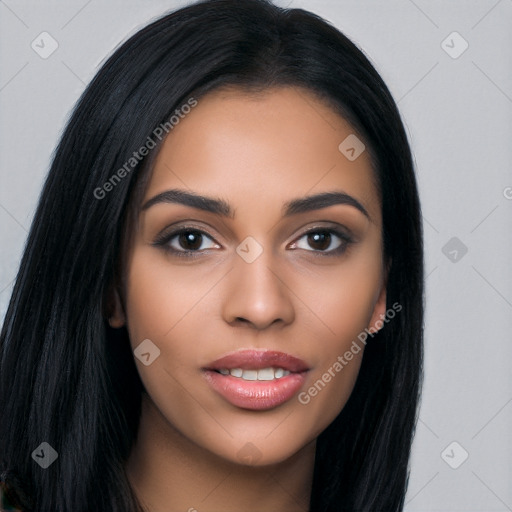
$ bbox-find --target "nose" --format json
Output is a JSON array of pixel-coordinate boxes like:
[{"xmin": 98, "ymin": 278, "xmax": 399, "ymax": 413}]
[{"xmin": 221, "ymin": 247, "xmax": 295, "ymax": 330}]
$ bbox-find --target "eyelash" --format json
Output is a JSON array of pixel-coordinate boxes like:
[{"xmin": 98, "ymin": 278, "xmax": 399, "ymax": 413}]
[{"xmin": 153, "ymin": 225, "xmax": 354, "ymax": 258}]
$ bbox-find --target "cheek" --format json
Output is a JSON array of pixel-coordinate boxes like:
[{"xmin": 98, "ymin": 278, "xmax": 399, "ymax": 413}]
[
  {"xmin": 292, "ymin": 248, "xmax": 382, "ymax": 423},
  {"xmin": 123, "ymin": 246, "xmax": 225, "ymax": 384},
  {"xmin": 293, "ymin": 278, "xmax": 370, "ymax": 437},
  {"xmin": 298, "ymin": 246, "xmax": 383, "ymax": 349},
  {"xmin": 122, "ymin": 250, "xmax": 207, "ymax": 424},
  {"xmin": 124, "ymin": 247, "xmax": 211, "ymax": 343}
]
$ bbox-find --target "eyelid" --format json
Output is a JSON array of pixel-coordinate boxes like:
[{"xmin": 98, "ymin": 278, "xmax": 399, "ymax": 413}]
[
  {"xmin": 287, "ymin": 225, "xmax": 353, "ymax": 255},
  {"xmin": 292, "ymin": 223, "xmax": 352, "ymax": 239},
  {"xmin": 152, "ymin": 223, "xmax": 220, "ymax": 249},
  {"xmin": 153, "ymin": 221, "xmax": 354, "ymax": 257}
]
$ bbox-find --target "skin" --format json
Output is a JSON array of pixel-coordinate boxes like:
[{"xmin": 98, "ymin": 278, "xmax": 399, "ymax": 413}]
[{"xmin": 110, "ymin": 86, "xmax": 387, "ymax": 512}]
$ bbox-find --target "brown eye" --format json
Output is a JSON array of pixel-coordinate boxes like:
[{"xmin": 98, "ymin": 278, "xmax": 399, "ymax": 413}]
[
  {"xmin": 307, "ymin": 232, "xmax": 333, "ymax": 251},
  {"xmin": 155, "ymin": 228, "xmax": 220, "ymax": 255},
  {"xmin": 177, "ymin": 231, "xmax": 204, "ymax": 251},
  {"xmin": 290, "ymin": 228, "xmax": 351, "ymax": 256}
]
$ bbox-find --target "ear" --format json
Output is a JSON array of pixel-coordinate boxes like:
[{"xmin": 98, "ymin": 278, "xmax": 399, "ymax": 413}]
[
  {"xmin": 367, "ymin": 259, "xmax": 390, "ymax": 333},
  {"xmin": 105, "ymin": 284, "xmax": 126, "ymax": 328}
]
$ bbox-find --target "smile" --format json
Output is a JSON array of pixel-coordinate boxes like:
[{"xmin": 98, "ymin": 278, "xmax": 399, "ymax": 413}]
[
  {"xmin": 203, "ymin": 350, "xmax": 310, "ymax": 411},
  {"xmin": 216, "ymin": 367, "xmax": 291, "ymax": 380}
]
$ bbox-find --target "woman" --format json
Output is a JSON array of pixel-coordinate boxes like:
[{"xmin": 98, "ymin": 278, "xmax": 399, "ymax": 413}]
[{"xmin": 0, "ymin": 0, "xmax": 424, "ymax": 510}]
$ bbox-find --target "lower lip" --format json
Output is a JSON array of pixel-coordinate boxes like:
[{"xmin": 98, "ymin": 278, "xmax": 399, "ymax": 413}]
[{"xmin": 203, "ymin": 370, "xmax": 307, "ymax": 411}]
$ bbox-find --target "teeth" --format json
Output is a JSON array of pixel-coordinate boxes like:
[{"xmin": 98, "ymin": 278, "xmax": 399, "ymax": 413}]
[
  {"xmin": 257, "ymin": 368, "xmax": 275, "ymax": 381},
  {"xmin": 243, "ymin": 370, "xmax": 258, "ymax": 381},
  {"xmin": 217, "ymin": 367, "xmax": 291, "ymax": 380}
]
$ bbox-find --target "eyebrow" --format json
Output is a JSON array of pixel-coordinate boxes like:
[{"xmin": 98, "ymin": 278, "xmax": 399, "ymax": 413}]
[{"xmin": 142, "ymin": 188, "xmax": 370, "ymax": 220}]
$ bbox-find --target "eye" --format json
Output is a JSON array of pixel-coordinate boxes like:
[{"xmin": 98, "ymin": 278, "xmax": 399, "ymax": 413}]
[
  {"xmin": 154, "ymin": 225, "xmax": 352, "ymax": 258},
  {"xmin": 290, "ymin": 228, "xmax": 351, "ymax": 255},
  {"xmin": 154, "ymin": 227, "xmax": 220, "ymax": 256}
]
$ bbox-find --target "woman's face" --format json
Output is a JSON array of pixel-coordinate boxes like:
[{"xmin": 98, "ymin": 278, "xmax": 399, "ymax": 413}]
[{"xmin": 113, "ymin": 86, "xmax": 387, "ymax": 466}]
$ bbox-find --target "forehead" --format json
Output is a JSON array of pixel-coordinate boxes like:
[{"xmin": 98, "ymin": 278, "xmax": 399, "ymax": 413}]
[{"xmin": 144, "ymin": 86, "xmax": 381, "ymax": 225}]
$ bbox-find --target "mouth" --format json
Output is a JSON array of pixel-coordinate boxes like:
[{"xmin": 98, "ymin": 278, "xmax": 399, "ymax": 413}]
[
  {"xmin": 202, "ymin": 350, "xmax": 310, "ymax": 411},
  {"xmin": 215, "ymin": 367, "xmax": 293, "ymax": 380}
]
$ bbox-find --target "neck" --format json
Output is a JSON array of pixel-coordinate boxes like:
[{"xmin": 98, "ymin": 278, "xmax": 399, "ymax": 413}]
[{"xmin": 125, "ymin": 394, "xmax": 315, "ymax": 512}]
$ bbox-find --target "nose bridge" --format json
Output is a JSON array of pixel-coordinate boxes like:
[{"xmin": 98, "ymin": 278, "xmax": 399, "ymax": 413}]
[{"xmin": 221, "ymin": 238, "xmax": 295, "ymax": 328}]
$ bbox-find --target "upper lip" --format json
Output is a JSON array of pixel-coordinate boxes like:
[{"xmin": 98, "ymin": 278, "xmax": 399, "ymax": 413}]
[{"xmin": 204, "ymin": 349, "xmax": 310, "ymax": 373}]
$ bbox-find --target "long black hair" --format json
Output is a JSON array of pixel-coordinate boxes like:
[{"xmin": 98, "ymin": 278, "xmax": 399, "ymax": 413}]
[{"xmin": 0, "ymin": 0, "xmax": 423, "ymax": 510}]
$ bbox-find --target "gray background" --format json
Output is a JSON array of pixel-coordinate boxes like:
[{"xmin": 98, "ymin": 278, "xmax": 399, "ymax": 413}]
[{"xmin": 1, "ymin": 0, "xmax": 511, "ymax": 510}]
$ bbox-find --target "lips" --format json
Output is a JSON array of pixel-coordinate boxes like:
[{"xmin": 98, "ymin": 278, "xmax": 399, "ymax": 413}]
[
  {"xmin": 205, "ymin": 350, "xmax": 310, "ymax": 373},
  {"xmin": 202, "ymin": 350, "xmax": 310, "ymax": 411}
]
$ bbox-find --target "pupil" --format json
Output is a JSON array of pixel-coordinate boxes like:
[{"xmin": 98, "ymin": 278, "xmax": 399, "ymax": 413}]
[
  {"xmin": 179, "ymin": 231, "xmax": 202, "ymax": 250},
  {"xmin": 177, "ymin": 231, "xmax": 332, "ymax": 251},
  {"xmin": 309, "ymin": 232, "xmax": 330, "ymax": 251}
]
